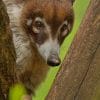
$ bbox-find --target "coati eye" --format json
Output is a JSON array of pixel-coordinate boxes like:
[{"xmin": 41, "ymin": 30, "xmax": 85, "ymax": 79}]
[
  {"xmin": 61, "ymin": 24, "xmax": 68, "ymax": 32},
  {"xmin": 60, "ymin": 20, "xmax": 69, "ymax": 33},
  {"xmin": 32, "ymin": 17, "xmax": 45, "ymax": 34},
  {"xmin": 34, "ymin": 17, "xmax": 45, "ymax": 29},
  {"xmin": 34, "ymin": 20, "xmax": 44, "ymax": 28},
  {"xmin": 59, "ymin": 20, "xmax": 71, "ymax": 37},
  {"xmin": 58, "ymin": 21, "xmax": 70, "ymax": 44}
]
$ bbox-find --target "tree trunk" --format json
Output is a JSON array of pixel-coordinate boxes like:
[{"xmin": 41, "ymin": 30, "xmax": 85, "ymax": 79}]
[
  {"xmin": 46, "ymin": 0, "xmax": 100, "ymax": 100},
  {"xmin": 0, "ymin": 0, "xmax": 16, "ymax": 99}
]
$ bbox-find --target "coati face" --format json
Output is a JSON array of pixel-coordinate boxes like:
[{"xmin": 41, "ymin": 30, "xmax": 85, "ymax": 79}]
[{"xmin": 21, "ymin": 0, "xmax": 74, "ymax": 66}]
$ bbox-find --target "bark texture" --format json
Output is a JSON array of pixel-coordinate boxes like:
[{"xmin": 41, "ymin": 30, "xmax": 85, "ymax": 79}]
[
  {"xmin": 46, "ymin": 0, "xmax": 100, "ymax": 100},
  {"xmin": 0, "ymin": 0, "xmax": 16, "ymax": 99}
]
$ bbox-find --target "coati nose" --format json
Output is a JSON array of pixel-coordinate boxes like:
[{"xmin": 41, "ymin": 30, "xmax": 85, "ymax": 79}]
[{"xmin": 47, "ymin": 54, "xmax": 61, "ymax": 66}]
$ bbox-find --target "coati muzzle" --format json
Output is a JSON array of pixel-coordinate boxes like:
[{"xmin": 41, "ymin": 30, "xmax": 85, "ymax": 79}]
[{"xmin": 47, "ymin": 52, "xmax": 61, "ymax": 66}]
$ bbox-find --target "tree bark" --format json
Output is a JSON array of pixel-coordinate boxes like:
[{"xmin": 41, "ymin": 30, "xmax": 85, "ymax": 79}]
[
  {"xmin": 0, "ymin": 0, "xmax": 16, "ymax": 99},
  {"xmin": 46, "ymin": 0, "xmax": 100, "ymax": 100}
]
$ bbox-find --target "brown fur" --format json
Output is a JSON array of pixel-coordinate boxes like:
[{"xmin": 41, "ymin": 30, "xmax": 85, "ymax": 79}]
[
  {"xmin": 16, "ymin": 43, "xmax": 49, "ymax": 94},
  {"xmin": 18, "ymin": 0, "xmax": 74, "ymax": 96}
]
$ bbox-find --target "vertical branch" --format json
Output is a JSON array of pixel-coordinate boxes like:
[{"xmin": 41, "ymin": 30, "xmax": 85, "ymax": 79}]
[
  {"xmin": 0, "ymin": 0, "xmax": 16, "ymax": 99},
  {"xmin": 46, "ymin": 0, "xmax": 100, "ymax": 100}
]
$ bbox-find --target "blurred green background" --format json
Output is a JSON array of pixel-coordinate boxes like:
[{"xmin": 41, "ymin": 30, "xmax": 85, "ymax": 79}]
[{"xmin": 9, "ymin": 0, "xmax": 90, "ymax": 100}]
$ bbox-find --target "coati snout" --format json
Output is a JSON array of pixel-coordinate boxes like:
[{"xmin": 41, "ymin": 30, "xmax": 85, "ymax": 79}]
[{"xmin": 47, "ymin": 51, "xmax": 61, "ymax": 66}]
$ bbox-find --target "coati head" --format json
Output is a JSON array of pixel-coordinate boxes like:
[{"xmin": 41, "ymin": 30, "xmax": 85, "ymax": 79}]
[{"xmin": 21, "ymin": 0, "xmax": 74, "ymax": 67}]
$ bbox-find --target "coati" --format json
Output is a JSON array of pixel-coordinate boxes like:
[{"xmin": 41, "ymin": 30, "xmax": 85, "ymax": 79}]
[{"xmin": 3, "ymin": 0, "xmax": 74, "ymax": 99}]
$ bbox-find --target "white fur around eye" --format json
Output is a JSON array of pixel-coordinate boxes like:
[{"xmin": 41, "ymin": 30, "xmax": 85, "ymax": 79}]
[
  {"xmin": 35, "ymin": 17, "xmax": 43, "ymax": 22},
  {"xmin": 32, "ymin": 26, "xmax": 40, "ymax": 33},
  {"xmin": 68, "ymin": 24, "xmax": 71, "ymax": 31},
  {"xmin": 27, "ymin": 19, "xmax": 32, "ymax": 26},
  {"xmin": 62, "ymin": 29, "xmax": 68, "ymax": 37},
  {"xmin": 64, "ymin": 20, "xmax": 68, "ymax": 26}
]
